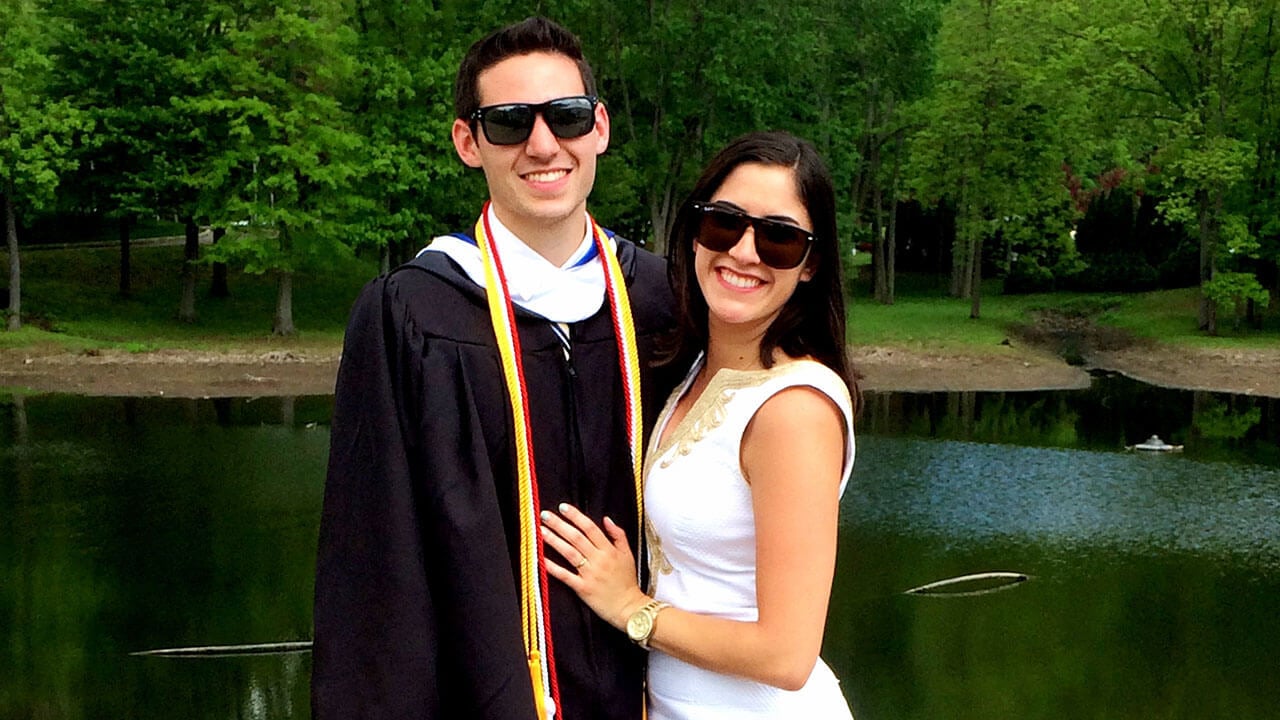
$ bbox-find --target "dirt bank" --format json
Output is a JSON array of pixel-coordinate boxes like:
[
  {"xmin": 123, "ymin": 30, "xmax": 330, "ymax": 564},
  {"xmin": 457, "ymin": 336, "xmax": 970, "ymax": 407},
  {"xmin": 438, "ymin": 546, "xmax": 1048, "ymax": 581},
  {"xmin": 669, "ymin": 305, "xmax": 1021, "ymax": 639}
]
[
  {"xmin": 2, "ymin": 341, "xmax": 1277, "ymax": 399},
  {"xmin": 0, "ymin": 348, "xmax": 342, "ymax": 398}
]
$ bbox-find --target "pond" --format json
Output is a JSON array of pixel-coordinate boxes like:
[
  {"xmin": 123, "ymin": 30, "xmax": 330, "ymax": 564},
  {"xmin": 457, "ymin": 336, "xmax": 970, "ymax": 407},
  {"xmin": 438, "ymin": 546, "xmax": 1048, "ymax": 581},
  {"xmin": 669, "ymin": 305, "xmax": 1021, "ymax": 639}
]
[{"xmin": 2, "ymin": 376, "xmax": 1277, "ymax": 719}]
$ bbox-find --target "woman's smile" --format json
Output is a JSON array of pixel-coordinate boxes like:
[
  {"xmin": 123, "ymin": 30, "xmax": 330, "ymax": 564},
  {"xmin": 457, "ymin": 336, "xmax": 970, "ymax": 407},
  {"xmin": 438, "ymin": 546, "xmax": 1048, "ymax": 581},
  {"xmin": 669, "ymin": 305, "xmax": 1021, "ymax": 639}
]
[
  {"xmin": 716, "ymin": 266, "xmax": 765, "ymax": 290},
  {"xmin": 695, "ymin": 162, "xmax": 813, "ymax": 330}
]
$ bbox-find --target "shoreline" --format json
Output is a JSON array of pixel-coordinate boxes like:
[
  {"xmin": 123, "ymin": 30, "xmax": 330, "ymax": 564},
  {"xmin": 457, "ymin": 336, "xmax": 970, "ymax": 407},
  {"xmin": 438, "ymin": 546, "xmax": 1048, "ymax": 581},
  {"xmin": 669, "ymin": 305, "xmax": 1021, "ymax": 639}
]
[{"xmin": 2, "ymin": 342, "xmax": 1278, "ymax": 399}]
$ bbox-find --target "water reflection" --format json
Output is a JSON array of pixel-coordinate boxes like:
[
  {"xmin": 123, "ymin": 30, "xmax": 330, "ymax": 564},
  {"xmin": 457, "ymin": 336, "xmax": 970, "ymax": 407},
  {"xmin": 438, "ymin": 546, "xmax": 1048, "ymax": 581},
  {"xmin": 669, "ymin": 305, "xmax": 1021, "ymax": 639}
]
[
  {"xmin": 859, "ymin": 373, "xmax": 1280, "ymax": 464},
  {"xmin": 2, "ymin": 379, "xmax": 1278, "ymax": 720},
  {"xmin": 828, "ymin": 377, "xmax": 1280, "ymax": 720},
  {"xmin": 1, "ymin": 394, "xmax": 328, "ymax": 720}
]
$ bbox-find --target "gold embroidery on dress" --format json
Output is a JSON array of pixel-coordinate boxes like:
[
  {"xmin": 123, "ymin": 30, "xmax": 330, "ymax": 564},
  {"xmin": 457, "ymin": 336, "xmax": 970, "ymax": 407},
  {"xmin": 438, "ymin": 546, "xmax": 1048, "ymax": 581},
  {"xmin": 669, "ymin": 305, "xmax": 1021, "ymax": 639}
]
[
  {"xmin": 661, "ymin": 390, "xmax": 732, "ymax": 467},
  {"xmin": 652, "ymin": 368, "xmax": 781, "ymax": 468},
  {"xmin": 644, "ymin": 517, "xmax": 672, "ymax": 593}
]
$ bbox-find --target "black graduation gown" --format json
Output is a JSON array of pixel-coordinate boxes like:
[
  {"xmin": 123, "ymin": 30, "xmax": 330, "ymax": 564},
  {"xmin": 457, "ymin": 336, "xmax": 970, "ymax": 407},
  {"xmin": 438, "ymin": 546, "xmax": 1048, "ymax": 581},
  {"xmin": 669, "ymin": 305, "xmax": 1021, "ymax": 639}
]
[{"xmin": 312, "ymin": 238, "xmax": 677, "ymax": 720}]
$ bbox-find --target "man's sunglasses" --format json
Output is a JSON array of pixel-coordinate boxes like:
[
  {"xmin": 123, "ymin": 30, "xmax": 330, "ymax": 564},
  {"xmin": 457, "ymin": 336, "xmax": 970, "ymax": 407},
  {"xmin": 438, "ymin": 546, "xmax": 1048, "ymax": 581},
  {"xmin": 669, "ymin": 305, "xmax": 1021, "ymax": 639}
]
[
  {"xmin": 469, "ymin": 95, "xmax": 598, "ymax": 146},
  {"xmin": 691, "ymin": 202, "xmax": 815, "ymax": 270}
]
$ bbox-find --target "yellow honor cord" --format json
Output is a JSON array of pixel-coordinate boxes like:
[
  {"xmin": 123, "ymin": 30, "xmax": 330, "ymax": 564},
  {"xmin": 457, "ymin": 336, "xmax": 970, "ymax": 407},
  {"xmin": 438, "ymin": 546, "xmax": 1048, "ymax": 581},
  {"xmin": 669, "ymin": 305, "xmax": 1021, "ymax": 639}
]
[
  {"xmin": 592, "ymin": 221, "xmax": 647, "ymax": 717},
  {"xmin": 475, "ymin": 205, "xmax": 645, "ymax": 719},
  {"xmin": 593, "ymin": 221, "xmax": 646, "ymax": 561},
  {"xmin": 474, "ymin": 211, "xmax": 548, "ymax": 695},
  {"xmin": 528, "ymin": 652, "xmax": 547, "ymax": 719}
]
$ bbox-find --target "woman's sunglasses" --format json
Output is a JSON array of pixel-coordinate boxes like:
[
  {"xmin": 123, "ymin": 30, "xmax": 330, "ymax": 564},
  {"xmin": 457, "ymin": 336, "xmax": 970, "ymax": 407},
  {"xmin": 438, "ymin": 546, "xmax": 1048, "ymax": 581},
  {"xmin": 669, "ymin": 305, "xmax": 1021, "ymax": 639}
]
[
  {"xmin": 469, "ymin": 95, "xmax": 598, "ymax": 146},
  {"xmin": 691, "ymin": 202, "xmax": 815, "ymax": 270}
]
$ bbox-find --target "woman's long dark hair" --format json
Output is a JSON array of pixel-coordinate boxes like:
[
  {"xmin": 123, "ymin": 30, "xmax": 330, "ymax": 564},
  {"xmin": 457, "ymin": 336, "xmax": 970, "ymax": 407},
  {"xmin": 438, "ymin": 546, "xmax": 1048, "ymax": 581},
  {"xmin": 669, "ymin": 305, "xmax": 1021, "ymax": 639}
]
[{"xmin": 661, "ymin": 131, "xmax": 860, "ymax": 405}]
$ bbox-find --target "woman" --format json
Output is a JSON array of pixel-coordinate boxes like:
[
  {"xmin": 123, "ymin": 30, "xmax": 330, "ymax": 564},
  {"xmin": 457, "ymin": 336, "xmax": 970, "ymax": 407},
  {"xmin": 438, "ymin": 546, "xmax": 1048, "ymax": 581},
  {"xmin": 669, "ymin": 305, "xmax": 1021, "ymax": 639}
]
[{"xmin": 542, "ymin": 131, "xmax": 857, "ymax": 719}]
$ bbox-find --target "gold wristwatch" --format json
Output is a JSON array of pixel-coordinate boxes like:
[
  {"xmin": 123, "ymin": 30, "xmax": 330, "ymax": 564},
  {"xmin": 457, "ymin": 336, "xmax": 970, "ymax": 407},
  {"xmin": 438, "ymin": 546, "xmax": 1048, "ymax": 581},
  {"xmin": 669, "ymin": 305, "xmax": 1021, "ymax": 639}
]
[{"xmin": 625, "ymin": 599, "xmax": 671, "ymax": 650}]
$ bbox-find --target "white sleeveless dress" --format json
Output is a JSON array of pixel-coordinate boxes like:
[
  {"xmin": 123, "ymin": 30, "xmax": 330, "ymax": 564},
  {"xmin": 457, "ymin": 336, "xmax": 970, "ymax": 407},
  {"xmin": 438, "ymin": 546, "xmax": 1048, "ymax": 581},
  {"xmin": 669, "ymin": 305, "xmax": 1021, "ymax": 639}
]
[{"xmin": 642, "ymin": 357, "xmax": 856, "ymax": 720}]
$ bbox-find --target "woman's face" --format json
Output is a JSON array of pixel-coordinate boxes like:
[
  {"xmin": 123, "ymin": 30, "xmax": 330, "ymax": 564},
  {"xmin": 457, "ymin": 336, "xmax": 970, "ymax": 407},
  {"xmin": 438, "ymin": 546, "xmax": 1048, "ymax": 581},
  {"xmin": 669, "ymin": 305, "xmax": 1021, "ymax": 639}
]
[{"xmin": 694, "ymin": 162, "xmax": 814, "ymax": 339}]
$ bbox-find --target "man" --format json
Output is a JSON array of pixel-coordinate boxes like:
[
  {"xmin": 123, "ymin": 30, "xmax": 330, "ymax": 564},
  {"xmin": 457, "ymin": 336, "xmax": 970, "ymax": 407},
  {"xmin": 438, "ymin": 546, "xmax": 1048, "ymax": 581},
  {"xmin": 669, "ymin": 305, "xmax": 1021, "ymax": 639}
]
[{"xmin": 311, "ymin": 16, "xmax": 676, "ymax": 720}]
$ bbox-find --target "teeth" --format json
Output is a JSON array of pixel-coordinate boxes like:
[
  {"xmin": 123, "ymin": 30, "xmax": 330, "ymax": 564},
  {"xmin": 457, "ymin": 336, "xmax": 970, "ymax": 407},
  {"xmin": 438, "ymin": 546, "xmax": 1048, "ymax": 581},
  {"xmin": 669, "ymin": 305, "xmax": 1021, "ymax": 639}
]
[
  {"xmin": 720, "ymin": 268, "xmax": 762, "ymax": 289},
  {"xmin": 525, "ymin": 170, "xmax": 568, "ymax": 183}
]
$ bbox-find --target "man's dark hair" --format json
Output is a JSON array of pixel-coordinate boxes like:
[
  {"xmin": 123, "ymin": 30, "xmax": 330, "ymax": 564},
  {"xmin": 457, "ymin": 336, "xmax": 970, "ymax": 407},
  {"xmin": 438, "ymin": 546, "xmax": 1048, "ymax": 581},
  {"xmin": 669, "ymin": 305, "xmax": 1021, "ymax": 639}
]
[{"xmin": 454, "ymin": 17, "xmax": 597, "ymax": 120}]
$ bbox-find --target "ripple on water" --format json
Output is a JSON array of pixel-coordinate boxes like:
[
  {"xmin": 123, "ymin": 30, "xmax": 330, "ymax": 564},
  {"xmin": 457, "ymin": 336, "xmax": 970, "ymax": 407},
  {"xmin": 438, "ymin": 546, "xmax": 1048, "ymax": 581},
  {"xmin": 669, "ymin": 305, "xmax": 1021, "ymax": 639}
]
[{"xmin": 843, "ymin": 436, "xmax": 1280, "ymax": 572}]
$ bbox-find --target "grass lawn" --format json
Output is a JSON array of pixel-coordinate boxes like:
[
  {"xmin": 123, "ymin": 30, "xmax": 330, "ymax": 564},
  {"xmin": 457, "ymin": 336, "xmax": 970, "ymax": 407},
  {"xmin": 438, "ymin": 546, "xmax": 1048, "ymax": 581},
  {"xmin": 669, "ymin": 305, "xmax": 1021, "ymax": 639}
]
[
  {"xmin": 844, "ymin": 271, "xmax": 1278, "ymax": 352},
  {"xmin": 2, "ymin": 242, "xmax": 379, "ymax": 352},
  {"xmin": 3, "ymin": 242, "xmax": 1277, "ymax": 354}
]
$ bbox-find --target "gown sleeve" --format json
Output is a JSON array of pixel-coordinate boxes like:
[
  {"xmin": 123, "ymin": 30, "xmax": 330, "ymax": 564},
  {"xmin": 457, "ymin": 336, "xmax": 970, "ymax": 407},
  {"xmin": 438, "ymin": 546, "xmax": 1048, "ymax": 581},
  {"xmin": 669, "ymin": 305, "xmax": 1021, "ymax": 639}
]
[{"xmin": 311, "ymin": 272, "xmax": 538, "ymax": 719}]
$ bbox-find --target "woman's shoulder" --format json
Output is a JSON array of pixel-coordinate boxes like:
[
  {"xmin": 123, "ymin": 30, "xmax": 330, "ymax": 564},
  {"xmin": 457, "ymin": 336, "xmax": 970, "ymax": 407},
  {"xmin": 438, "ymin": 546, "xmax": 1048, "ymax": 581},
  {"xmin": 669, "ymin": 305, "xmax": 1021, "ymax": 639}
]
[
  {"xmin": 761, "ymin": 359, "xmax": 852, "ymax": 415},
  {"xmin": 702, "ymin": 358, "xmax": 850, "ymax": 417},
  {"xmin": 745, "ymin": 359, "xmax": 857, "ymax": 491}
]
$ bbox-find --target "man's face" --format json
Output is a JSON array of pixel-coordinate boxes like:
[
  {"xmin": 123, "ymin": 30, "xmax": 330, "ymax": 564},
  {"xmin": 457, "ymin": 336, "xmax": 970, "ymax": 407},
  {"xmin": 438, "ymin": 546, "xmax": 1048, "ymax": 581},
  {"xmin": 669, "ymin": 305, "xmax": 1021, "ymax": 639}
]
[{"xmin": 452, "ymin": 52, "xmax": 610, "ymax": 244}]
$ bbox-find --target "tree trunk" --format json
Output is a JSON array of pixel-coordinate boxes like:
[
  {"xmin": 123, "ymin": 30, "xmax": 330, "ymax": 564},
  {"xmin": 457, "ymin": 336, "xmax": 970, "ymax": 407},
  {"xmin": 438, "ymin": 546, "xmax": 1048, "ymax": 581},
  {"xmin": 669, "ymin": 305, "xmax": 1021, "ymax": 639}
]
[
  {"xmin": 1130, "ymin": 192, "xmax": 1142, "ymax": 240},
  {"xmin": 273, "ymin": 270, "xmax": 295, "ymax": 336},
  {"xmin": 650, "ymin": 181, "xmax": 676, "ymax": 256},
  {"xmin": 871, "ymin": 224, "xmax": 887, "ymax": 302},
  {"xmin": 177, "ymin": 218, "xmax": 199, "ymax": 323},
  {"xmin": 649, "ymin": 113, "xmax": 703, "ymax": 255},
  {"xmin": 871, "ymin": 133, "xmax": 887, "ymax": 303},
  {"xmin": 851, "ymin": 82, "xmax": 880, "ymax": 227},
  {"xmin": 1272, "ymin": 259, "xmax": 1280, "ymax": 312},
  {"xmin": 273, "ymin": 227, "xmax": 295, "ymax": 336},
  {"xmin": 959, "ymin": 227, "xmax": 977, "ymax": 300},
  {"xmin": 210, "ymin": 227, "xmax": 229, "ymax": 298},
  {"xmin": 885, "ymin": 203, "xmax": 897, "ymax": 305},
  {"xmin": 969, "ymin": 232, "xmax": 984, "ymax": 319},
  {"xmin": 936, "ymin": 203, "xmax": 950, "ymax": 275},
  {"xmin": 950, "ymin": 181, "xmax": 969, "ymax": 298},
  {"xmin": 886, "ymin": 129, "xmax": 904, "ymax": 305},
  {"xmin": 950, "ymin": 235, "xmax": 967, "ymax": 298},
  {"xmin": 1196, "ymin": 188, "xmax": 1217, "ymax": 335},
  {"xmin": 118, "ymin": 215, "xmax": 132, "ymax": 299},
  {"xmin": 5, "ymin": 189, "xmax": 20, "ymax": 331}
]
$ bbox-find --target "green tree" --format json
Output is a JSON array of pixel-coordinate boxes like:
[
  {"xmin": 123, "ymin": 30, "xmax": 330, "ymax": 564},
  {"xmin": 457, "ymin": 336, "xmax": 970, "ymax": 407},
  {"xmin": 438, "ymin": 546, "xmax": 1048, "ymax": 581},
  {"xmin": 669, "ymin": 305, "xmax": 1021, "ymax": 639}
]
[
  {"xmin": 150, "ymin": 1, "xmax": 238, "ymax": 320},
  {"xmin": 1240, "ymin": 1, "xmax": 1280, "ymax": 324},
  {"xmin": 48, "ymin": 0, "xmax": 189, "ymax": 303},
  {"xmin": 190, "ymin": 0, "xmax": 365, "ymax": 335},
  {"xmin": 1, "ymin": 0, "xmax": 90, "ymax": 331},
  {"xmin": 906, "ymin": 0, "xmax": 1082, "ymax": 318},
  {"xmin": 812, "ymin": 0, "xmax": 944, "ymax": 304},
  {"xmin": 1072, "ymin": 0, "xmax": 1280, "ymax": 334},
  {"xmin": 577, "ymin": 0, "xmax": 835, "ymax": 251},
  {"xmin": 345, "ymin": 0, "xmax": 481, "ymax": 271}
]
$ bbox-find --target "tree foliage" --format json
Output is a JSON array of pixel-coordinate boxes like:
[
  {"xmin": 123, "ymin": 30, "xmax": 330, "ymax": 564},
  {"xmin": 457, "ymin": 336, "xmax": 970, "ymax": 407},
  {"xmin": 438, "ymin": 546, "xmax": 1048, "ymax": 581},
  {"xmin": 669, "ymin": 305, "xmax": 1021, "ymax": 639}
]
[
  {"xmin": 1061, "ymin": 0, "xmax": 1280, "ymax": 333},
  {"xmin": 1, "ymin": 0, "xmax": 91, "ymax": 330},
  {"xmin": 905, "ymin": 0, "xmax": 1081, "ymax": 317},
  {"xmin": 8, "ymin": 0, "xmax": 1280, "ymax": 335},
  {"xmin": 182, "ymin": 0, "xmax": 366, "ymax": 334}
]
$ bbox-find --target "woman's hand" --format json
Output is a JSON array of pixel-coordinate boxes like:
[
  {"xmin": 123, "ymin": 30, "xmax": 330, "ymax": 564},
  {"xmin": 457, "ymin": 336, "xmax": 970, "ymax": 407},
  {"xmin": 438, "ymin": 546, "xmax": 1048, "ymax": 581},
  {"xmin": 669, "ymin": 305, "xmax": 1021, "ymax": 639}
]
[{"xmin": 541, "ymin": 503, "xmax": 651, "ymax": 631}]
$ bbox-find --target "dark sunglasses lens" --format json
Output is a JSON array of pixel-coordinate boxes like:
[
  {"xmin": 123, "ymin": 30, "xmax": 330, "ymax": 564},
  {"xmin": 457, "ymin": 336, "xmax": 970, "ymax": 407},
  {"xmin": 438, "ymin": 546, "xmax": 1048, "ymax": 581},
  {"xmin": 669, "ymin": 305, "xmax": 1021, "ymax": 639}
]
[
  {"xmin": 697, "ymin": 208, "xmax": 749, "ymax": 252},
  {"xmin": 695, "ymin": 206, "xmax": 810, "ymax": 269},
  {"xmin": 482, "ymin": 105, "xmax": 535, "ymax": 145},
  {"xmin": 544, "ymin": 98, "xmax": 596, "ymax": 139},
  {"xmin": 755, "ymin": 220, "xmax": 811, "ymax": 269}
]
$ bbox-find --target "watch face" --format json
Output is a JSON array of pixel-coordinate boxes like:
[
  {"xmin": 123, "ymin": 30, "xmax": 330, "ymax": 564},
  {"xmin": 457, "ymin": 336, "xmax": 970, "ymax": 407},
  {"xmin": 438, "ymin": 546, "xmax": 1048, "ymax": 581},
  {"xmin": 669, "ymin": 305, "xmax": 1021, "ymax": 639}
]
[{"xmin": 627, "ymin": 611, "xmax": 654, "ymax": 640}]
